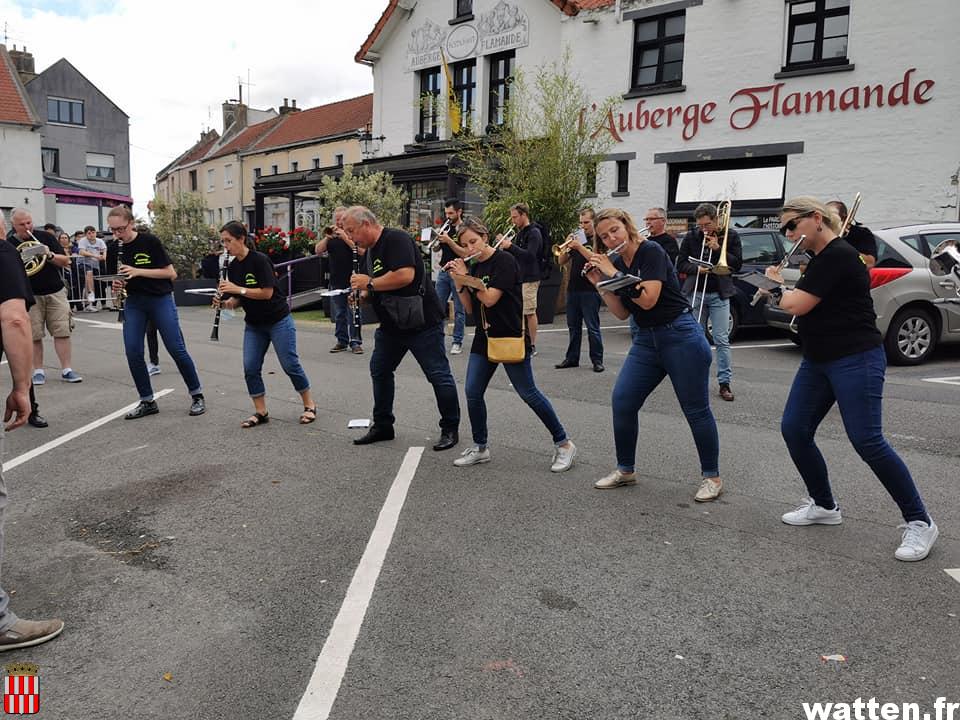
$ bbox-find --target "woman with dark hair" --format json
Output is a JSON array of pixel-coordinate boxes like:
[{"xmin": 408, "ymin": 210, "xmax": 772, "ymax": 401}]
[
  {"xmin": 584, "ymin": 208, "xmax": 723, "ymax": 502},
  {"xmin": 445, "ymin": 217, "xmax": 576, "ymax": 472},
  {"xmin": 764, "ymin": 196, "xmax": 937, "ymax": 561},
  {"xmin": 215, "ymin": 221, "xmax": 316, "ymax": 427}
]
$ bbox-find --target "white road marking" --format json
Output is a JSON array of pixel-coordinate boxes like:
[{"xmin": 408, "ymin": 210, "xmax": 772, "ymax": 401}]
[
  {"xmin": 73, "ymin": 317, "xmax": 122, "ymax": 330},
  {"xmin": 536, "ymin": 325, "xmax": 631, "ymax": 333},
  {"xmin": 731, "ymin": 342, "xmax": 796, "ymax": 349},
  {"xmin": 946, "ymin": 569, "xmax": 960, "ymax": 585},
  {"xmin": 2, "ymin": 389, "xmax": 174, "ymax": 473},
  {"xmin": 293, "ymin": 446, "xmax": 424, "ymax": 720},
  {"xmin": 923, "ymin": 376, "xmax": 960, "ymax": 386}
]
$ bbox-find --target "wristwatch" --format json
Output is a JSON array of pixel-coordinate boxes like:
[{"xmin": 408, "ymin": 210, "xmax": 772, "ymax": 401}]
[
  {"xmin": 240, "ymin": 288, "xmax": 247, "ymax": 296},
  {"xmin": 366, "ymin": 280, "xmax": 375, "ymax": 293}
]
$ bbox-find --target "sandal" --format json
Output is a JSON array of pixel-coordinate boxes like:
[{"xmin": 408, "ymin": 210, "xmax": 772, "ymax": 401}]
[
  {"xmin": 300, "ymin": 407, "xmax": 317, "ymax": 425},
  {"xmin": 241, "ymin": 412, "xmax": 269, "ymax": 428}
]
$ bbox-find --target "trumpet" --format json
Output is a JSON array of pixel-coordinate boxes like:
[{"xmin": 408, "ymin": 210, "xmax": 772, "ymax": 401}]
[
  {"xmin": 426, "ymin": 219, "xmax": 454, "ymax": 252},
  {"xmin": 496, "ymin": 226, "xmax": 516, "ymax": 246}
]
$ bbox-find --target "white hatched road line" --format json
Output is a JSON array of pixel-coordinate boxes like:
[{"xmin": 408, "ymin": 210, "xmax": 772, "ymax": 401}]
[
  {"xmin": 73, "ymin": 317, "xmax": 123, "ymax": 330},
  {"xmin": 537, "ymin": 325, "xmax": 631, "ymax": 333},
  {"xmin": 946, "ymin": 569, "xmax": 960, "ymax": 585},
  {"xmin": 293, "ymin": 446, "xmax": 424, "ymax": 720},
  {"xmin": 2, "ymin": 389, "xmax": 174, "ymax": 473},
  {"xmin": 923, "ymin": 376, "xmax": 960, "ymax": 386}
]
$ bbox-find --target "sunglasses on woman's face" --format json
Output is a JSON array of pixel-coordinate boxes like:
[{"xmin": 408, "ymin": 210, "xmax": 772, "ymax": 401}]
[{"xmin": 779, "ymin": 213, "xmax": 812, "ymax": 236}]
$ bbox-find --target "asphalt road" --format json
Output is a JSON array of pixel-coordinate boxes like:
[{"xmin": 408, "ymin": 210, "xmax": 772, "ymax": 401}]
[{"xmin": 2, "ymin": 307, "xmax": 958, "ymax": 719}]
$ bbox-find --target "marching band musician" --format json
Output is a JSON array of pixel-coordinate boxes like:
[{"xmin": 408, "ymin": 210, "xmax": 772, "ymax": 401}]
[
  {"xmin": 315, "ymin": 206, "xmax": 364, "ymax": 355},
  {"xmin": 108, "ymin": 206, "xmax": 206, "ymax": 420},
  {"xmin": 676, "ymin": 203, "xmax": 742, "ymax": 402},
  {"xmin": 433, "ymin": 199, "xmax": 472, "ymax": 356},
  {"xmin": 643, "ymin": 207, "xmax": 679, "ymax": 267},
  {"xmin": 555, "ymin": 208, "xmax": 604, "ymax": 373},
  {"xmin": 827, "ymin": 199, "xmax": 877, "ymax": 268},
  {"xmin": 215, "ymin": 222, "xmax": 316, "ymax": 428},
  {"xmin": 763, "ymin": 197, "xmax": 937, "ymax": 561},
  {"xmin": 445, "ymin": 217, "xmax": 576, "ymax": 471},
  {"xmin": 585, "ymin": 208, "xmax": 724, "ymax": 503},
  {"xmin": 497, "ymin": 203, "xmax": 544, "ymax": 356},
  {"xmin": 345, "ymin": 206, "xmax": 461, "ymax": 451}
]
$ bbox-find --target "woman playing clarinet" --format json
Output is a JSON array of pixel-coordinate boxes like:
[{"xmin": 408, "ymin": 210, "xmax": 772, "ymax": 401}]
[
  {"xmin": 215, "ymin": 221, "xmax": 316, "ymax": 428},
  {"xmin": 584, "ymin": 208, "xmax": 723, "ymax": 502}
]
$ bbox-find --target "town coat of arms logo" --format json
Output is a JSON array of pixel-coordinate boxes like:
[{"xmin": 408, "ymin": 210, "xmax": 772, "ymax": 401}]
[{"xmin": 3, "ymin": 663, "xmax": 40, "ymax": 715}]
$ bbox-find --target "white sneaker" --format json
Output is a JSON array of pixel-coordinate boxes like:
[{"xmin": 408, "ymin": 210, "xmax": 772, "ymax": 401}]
[
  {"xmin": 781, "ymin": 498, "xmax": 842, "ymax": 526},
  {"xmin": 594, "ymin": 469, "xmax": 637, "ymax": 489},
  {"xmin": 550, "ymin": 441, "xmax": 576, "ymax": 472},
  {"xmin": 450, "ymin": 343, "xmax": 463, "ymax": 355},
  {"xmin": 453, "ymin": 446, "xmax": 490, "ymax": 467},
  {"xmin": 147, "ymin": 363, "xmax": 161, "ymax": 376},
  {"xmin": 894, "ymin": 519, "xmax": 938, "ymax": 562},
  {"xmin": 694, "ymin": 477, "xmax": 723, "ymax": 502},
  {"xmin": 32, "ymin": 369, "xmax": 45, "ymax": 385}
]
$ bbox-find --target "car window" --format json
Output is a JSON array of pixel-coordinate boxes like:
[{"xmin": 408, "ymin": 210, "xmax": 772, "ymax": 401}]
[
  {"xmin": 899, "ymin": 234, "xmax": 926, "ymax": 257},
  {"xmin": 739, "ymin": 232, "xmax": 780, "ymax": 265},
  {"xmin": 875, "ymin": 239, "xmax": 911, "ymax": 269},
  {"xmin": 922, "ymin": 232, "xmax": 960, "ymax": 259}
]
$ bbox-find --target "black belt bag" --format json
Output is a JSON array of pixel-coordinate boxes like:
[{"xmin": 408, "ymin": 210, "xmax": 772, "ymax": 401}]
[{"xmin": 379, "ymin": 293, "xmax": 425, "ymax": 330}]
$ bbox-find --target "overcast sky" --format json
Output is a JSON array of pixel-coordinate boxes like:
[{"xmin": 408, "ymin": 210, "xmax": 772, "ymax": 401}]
[{"xmin": 1, "ymin": 0, "xmax": 388, "ymax": 218}]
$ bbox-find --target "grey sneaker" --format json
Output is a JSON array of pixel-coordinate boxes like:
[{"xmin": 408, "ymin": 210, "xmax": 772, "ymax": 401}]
[
  {"xmin": 147, "ymin": 363, "xmax": 161, "ymax": 376},
  {"xmin": 550, "ymin": 441, "xmax": 576, "ymax": 472},
  {"xmin": 895, "ymin": 520, "xmax": 938, "ymax": 562},
  {"xmin": 594, "ymin": 469, "xmax": 637, "ymax": 489},
  {"xmin": 61, "ymin": 369, "xmax": 83, "ymax": 383},
  {"xmin": 781, "ymin": 498, "xmax": 842, "ymax": 526},
  {"xmin": 31, "ymin": 370, "xmax": 45, "ymax": 385},
  {"xmin": 453, "ymin": 446, "xmax": 491, "ymax": 467},
  {"xmin": 450, "ymin": 342, "xmax": 463, "ymax": 355},
  {"xmin": 0, "ymin": 618, "xmax": 64, "ymax": 652},
  {"xmin": 694, "ymin": 477, "xmax": 723, "ymax": 502}
]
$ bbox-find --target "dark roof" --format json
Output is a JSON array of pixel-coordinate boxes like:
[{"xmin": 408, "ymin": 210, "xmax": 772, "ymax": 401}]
[{"xmin": 0, "ymin": 45, "xmax": 41, "ymax": 126}]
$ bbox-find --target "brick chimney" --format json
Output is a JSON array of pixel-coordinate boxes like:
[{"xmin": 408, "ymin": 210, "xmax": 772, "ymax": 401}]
[
  {"xmin": 8, "ymin": 45, "xmax": 37, "ymax": 83},
  {"xmin": 279, "ymin": 98, "xmax": 301, "ymax": 115}
]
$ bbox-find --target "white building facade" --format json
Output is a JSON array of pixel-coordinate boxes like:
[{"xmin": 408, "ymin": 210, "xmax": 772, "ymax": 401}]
[{"xmin": 357, "ymin": 0, "xmax": 959, "ymax": 230}]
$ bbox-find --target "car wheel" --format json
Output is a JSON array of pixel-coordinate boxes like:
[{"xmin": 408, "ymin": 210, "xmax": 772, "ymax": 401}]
[
  {"xmin": 705, "ymin": 306, "xmax": 738, "ymax": 344},
  {"xmin": 884, "ymin": 307, "xmax": 937, "ymax": 365}
]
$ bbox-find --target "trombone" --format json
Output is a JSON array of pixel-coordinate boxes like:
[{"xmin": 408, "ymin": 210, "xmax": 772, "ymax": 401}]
[
  {"xmin": 838, "ymin": 192, "xmax": 862, "ymax": 237},
  {"xmin": 689, "ymin": 200, "xmax": 732, "ymax": 323}
]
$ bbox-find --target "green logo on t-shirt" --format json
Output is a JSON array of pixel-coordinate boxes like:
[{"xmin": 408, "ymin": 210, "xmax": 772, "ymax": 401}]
[
  {"xmin": 133, "ymin": 252, "xmax": 151, "ymax": 266},
  {"xmin": 244, "ymin": 273, "xmax": 258, "ymax": 286},
  {"xmin": 372, "ymin": 258, "xmax": 384, "ymax": 275},
  {"xmin": 481, "ymin": 275, "xmax": 491, "ymax": 287}
]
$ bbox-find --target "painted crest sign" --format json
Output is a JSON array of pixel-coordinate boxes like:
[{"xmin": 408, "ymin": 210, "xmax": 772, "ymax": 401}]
[{"xmin": 3, "ymin": 663, "xmax": 40, "ymax": 715}]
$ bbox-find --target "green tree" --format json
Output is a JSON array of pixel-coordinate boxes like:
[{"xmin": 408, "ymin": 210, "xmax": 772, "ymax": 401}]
[
  {"xmin": 314, "ymin": 165, "xmax": 407, "ymax": 229},
  {"xmin": 457, "ymin": 49, "xmax": 620, "ymax": 243},
  {"xmin": 150, "ymin": 192, "xmax": 218, "ymax": 278}
]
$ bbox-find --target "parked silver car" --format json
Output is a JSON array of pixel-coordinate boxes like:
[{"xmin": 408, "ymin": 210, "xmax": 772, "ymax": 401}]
[{"xmin": 764, "ymin": 223, "xmax": 960, "ymax": 365}]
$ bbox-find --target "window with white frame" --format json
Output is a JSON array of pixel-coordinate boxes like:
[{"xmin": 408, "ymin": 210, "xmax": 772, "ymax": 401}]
[
  {"xmin": 207, "ymin": 168, "xmax": 215, "ymax": 192},
  {"xmin": 86, "ymin": 152, "xmax": 115, "ymax": 181},
  {"xmin": 224, "ymin": 164, "xmax": 234, "ymax": 188}
]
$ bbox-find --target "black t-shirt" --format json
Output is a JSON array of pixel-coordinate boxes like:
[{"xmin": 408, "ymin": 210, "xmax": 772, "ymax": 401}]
[
  {"xmin": 613, "ymin": 239, "xmax": 690, "ymax": 328},
  {"xmin": 119, "ymin": 232, "xmax": 174, "ymax": 296},
  {"xmin": 200, "ymin": 253, "xmax": 221, "ymax": 280},
  {"xmin": 7, "ymin": 229, "xmax": 64, "ymax": 295},
  {"xmin": 0, "ymin": 240, "xmax": 35, "ymax": 358},
  {"xmin": 438, "ymin": 223, "xmax": 461, "ymax": 267},
  {"xmin": 648, "ymin": 233, "xmax": 679, "ymax": 267},
  {"xmin": 226, "ymin": 250, "xmax": 289, "ymax": 326},
  {"xmin": 367, "ymin": 228, "xmax": 444, "ymax": 333},
  {"xmin": 506, "ymin": 224, "xmax": 543, "ymax": 283},
  {"xmin": 326, "ymin": 234, "xmax": 356, "ymax": 289},
  {"xmin": 468, "ymin": 250, "xmax": 526, "ymax": 357},
  {"xmin": 794, "ymin": 237, "xmax": 881, "ymax": 362},
  {"xmin": 566, "ymin": 239, "xmax": 597, "ymax": 293},
  {"xmin": 845, "ymin": 224, "xmax": 878, "ymax": 260},
  {"xmin": 105, "ymin": 239, "xmax": 120, "ymax": 274}
]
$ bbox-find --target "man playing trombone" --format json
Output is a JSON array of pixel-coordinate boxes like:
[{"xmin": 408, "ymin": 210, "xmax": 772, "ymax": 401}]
[{"xmin": 677, "ymin": 203, "xmax": 742, "ymax": 402}]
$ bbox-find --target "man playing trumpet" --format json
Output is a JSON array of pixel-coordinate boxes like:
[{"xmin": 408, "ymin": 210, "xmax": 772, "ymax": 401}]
[{"xmin": 554, "ymin": 208, "xmax": 604, "ymax": 372}]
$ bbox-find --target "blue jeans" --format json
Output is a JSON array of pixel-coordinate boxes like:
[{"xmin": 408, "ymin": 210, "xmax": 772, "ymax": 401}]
[
  {"xmin": 123, "ymin": 293, "xmax": 201, "ymax": 401},
  {"xmin": 434, "ymin": 270, "xmax": 465, "ymax": 345},
  {"xmin": 689, "ymin": 291, "xmax": 732, "ymax": 385},
  {"xmin": 243, "ymin": 314, "xmax": 311, "ymax": 398},
  {"xmin": 781, "ymin": 346, "xmax": 929, "ymax": 523},
  {"xmin": 564, "ymin": 291, "xmax": 603, "ymax": 365},
  {"xmin": 464, "ymin": 351, "xmax": 567, "ymax": 448},
  {"xmin": 330, "ymin": 292, "xmax": 361, "ymax": 347},
  {"xmin": 369, "ymin": 323, "xmax": 460, "ymax": 431},
  {"xmin": 613, "ymin": 311, "xmax": 719, "ymax": 476}
]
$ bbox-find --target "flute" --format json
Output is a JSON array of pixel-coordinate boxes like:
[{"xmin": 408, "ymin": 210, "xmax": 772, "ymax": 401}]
[{"xmin": 581, "ymin": 241, "xmax": 628, "ymax": 277}]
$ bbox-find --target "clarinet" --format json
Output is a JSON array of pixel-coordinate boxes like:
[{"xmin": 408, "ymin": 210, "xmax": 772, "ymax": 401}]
[
  {"xmin": 210, "ymin": 253, "xmax": 230, "ymax": 341},
  {"xmin": 352, "ymin": 239, "xmax": 362, "ymax": 337},
  {"xmin": 115, "ymin": 240, "xmax": 126, "ymax": 323}
]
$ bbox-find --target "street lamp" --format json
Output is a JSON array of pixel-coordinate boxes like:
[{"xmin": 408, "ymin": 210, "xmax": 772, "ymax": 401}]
[{"xmin": 357, "ymin": 123, "xmax": 385, "ymax": 158}]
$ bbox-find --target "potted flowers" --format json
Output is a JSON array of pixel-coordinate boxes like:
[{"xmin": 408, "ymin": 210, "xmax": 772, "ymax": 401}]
[
  {"xmin": 254, "ymin": 226, "xmax": 290, "ymax": 261},
  {"xmin": 288, "ymin": 226, "xmax": 318, "ymax": 258}
]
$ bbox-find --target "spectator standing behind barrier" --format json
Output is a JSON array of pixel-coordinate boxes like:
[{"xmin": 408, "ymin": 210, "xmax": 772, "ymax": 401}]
[
  {"xmin": 555, "ymin": 208, "xmax": 604, "ymax": 372},
  {"xmin": 77, "ymin": 226, "xmax": 106, "ymax": 311},
  {"xmin": 345, "ymin": 206, "xmax": 461, "ymax": 451},
  {"xmin": 57, "ymin": 231, "xmax": 82, "ymax": 311},
  {"xmin": 6, "ymin": 209, "xmax": 83, "ymax": 385},
  {"xmin": 0, "ymin": 213, "xmax": 65, "ymax": 650}
]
